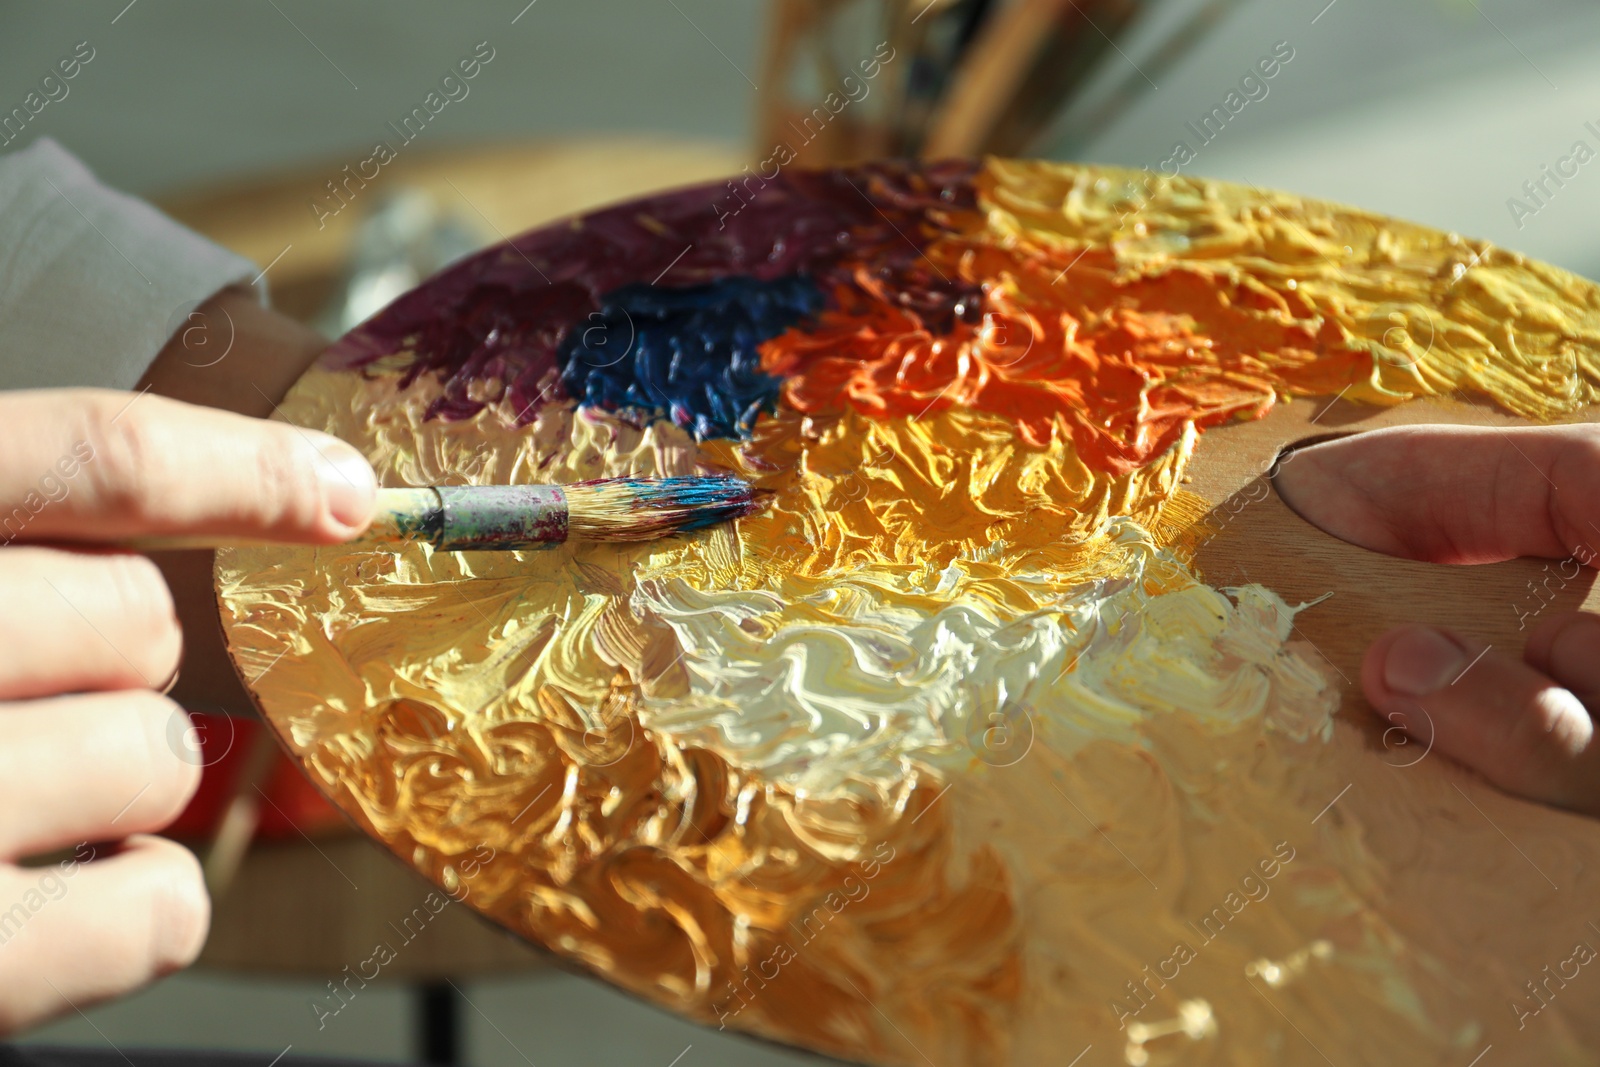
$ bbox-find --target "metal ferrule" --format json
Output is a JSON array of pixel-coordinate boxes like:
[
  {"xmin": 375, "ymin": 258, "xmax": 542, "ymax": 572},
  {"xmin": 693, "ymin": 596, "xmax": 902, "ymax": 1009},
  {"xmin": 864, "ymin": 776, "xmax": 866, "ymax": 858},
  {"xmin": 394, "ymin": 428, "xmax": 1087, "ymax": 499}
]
[{"xmin": 432, "ymin": 485, "xmax": 568, "ymax": 550}]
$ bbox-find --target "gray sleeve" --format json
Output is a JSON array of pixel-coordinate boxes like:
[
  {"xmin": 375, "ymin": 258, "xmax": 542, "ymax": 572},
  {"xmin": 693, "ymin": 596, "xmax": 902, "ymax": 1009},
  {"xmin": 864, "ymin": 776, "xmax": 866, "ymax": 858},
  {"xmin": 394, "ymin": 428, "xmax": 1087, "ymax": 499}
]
[{"xmin": 0, "ymin": 137, "xmax": 262, "ymax": 391}]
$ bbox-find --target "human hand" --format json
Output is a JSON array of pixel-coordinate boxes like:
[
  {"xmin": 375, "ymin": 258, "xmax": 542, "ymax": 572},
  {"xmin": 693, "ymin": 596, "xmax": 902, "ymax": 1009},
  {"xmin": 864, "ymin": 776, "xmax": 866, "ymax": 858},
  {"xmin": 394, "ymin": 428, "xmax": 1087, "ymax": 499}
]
[
  {"xmin": 1273, "ymin": 423, "xmax": 1600, "ymax": 815},
  {"xmin": 138, "ymin": 286, "xmax": 335, "ymax": 716},
  {"xmin": 0, "ymin": 387, "xmax": 375, "ymax": 1033}
]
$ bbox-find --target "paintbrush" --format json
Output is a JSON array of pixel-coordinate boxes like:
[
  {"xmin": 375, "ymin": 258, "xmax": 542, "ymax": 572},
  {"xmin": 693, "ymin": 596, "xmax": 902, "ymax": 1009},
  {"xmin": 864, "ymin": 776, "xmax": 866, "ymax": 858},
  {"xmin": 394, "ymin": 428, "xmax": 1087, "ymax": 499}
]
[
  {"xmin": 119, "ymin": 476, "xmax": 757, "ymax": 553},
  {"xmin": 364, "ymin": 475, "xmax": 758, "ymax": 551}
]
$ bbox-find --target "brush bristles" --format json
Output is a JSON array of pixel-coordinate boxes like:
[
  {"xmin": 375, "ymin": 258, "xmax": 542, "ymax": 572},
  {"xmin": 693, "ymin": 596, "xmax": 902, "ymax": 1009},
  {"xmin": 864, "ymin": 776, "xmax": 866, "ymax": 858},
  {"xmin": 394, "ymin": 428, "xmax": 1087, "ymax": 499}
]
[{"xmin": 565, "ymin": 476, "xmax": 758, "ymax": 541}]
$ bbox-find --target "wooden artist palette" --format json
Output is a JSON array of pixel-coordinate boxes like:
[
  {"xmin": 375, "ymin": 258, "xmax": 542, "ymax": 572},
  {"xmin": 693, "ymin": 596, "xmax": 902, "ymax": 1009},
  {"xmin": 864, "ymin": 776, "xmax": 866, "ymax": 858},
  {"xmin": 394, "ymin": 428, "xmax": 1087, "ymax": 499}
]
[{"xmin": 218, "ymin": 160, "xmax": 1600, "ymax": 1066}]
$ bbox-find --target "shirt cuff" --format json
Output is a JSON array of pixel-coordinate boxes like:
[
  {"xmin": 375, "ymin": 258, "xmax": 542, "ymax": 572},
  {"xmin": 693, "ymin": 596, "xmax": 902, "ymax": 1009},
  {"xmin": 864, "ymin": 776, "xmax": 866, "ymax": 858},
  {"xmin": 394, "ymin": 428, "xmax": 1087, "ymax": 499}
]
[{"xmin": 0, "ymin": 137, "xmax": 262, "ymax": 391}]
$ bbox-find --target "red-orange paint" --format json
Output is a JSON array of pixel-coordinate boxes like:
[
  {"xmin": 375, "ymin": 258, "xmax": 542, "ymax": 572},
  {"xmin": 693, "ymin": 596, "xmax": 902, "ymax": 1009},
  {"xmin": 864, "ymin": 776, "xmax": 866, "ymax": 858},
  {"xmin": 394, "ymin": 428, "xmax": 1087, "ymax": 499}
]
[{"xmin": 762, "ymin": 245, "xmax": 1370, "ymax": 474}]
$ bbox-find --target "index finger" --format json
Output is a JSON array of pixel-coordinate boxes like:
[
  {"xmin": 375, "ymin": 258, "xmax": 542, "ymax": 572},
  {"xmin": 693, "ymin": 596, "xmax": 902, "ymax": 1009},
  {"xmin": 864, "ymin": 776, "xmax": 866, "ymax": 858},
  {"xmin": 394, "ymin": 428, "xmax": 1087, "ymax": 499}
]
[{"xmin": 0, "ymin": 388, "xmax": 375, "ymax": 544}]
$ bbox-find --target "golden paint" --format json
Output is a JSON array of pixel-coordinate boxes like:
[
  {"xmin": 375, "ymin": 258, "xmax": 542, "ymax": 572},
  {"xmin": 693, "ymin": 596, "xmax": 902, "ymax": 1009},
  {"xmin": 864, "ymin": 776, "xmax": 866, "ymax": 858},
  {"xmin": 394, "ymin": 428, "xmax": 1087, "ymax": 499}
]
[
  {"xmin": 973, "ymin": 160, "xmax": 1600, "ymax": 420},
  {"xmin": 219, "ymin": 159, "xmax": 1600, "ymax": 1065}
]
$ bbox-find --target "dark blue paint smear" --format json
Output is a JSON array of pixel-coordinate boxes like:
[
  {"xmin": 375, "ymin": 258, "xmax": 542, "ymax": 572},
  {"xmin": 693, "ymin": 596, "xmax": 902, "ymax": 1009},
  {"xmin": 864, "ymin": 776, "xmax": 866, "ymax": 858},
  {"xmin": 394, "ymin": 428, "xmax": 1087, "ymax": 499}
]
[{"xmin": 558, "ymin": 275, "xmax": 824, "ymax": 440}]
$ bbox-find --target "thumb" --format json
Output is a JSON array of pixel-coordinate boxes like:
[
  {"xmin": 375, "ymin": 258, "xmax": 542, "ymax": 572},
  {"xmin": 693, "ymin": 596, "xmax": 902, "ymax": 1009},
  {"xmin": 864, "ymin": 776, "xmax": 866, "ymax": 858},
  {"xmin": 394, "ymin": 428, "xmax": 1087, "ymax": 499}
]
[{"xmin": 1271, "ymin": 423, "xmax": 1600, "ymax": 566}]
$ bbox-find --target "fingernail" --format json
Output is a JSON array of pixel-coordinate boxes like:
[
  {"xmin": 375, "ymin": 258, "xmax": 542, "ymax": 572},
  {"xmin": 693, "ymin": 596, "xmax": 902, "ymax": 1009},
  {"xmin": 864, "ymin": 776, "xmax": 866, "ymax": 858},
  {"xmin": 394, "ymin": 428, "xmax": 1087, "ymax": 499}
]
[
  {"xmin": 1383, "ymin": 627, "xmax": 1469, "ymax": 696},
  {"xmin": 313, "ymin": 437, "xmax": 376, "ymax": 530}
]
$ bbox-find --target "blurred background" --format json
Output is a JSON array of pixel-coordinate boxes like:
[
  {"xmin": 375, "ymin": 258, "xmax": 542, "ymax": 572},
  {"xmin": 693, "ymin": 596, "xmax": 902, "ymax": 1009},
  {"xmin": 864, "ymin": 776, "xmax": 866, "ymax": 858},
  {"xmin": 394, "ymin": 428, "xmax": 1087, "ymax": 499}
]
[{"xmin": 2, "ymin": 0, "xmax": 1597, "ymax": 1064}]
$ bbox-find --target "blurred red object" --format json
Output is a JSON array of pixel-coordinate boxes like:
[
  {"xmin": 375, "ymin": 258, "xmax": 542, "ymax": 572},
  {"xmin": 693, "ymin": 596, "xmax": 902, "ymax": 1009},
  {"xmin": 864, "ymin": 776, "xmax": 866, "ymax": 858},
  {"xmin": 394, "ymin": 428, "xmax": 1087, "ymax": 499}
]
[{"xmin": 164, "ymin": 712, "xmax": 349, "ymax": 841}]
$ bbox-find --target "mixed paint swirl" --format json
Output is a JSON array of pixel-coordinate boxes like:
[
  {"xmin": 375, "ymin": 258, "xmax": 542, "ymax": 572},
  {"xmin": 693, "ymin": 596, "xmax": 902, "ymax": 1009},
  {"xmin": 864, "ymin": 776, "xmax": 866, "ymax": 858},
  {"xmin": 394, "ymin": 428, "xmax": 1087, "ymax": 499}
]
[{"xmin": 221, "ymin": 160, "xmax": 1600, "ymax": 1065}]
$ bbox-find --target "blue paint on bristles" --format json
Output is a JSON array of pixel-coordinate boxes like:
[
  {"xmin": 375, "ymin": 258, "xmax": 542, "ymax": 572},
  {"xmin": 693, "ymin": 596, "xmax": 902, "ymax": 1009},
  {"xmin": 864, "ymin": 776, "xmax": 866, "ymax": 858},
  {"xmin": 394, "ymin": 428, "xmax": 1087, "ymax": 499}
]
[{"xmin": 564, "ymin": 475, "xmax": 759, "ymax": 541}]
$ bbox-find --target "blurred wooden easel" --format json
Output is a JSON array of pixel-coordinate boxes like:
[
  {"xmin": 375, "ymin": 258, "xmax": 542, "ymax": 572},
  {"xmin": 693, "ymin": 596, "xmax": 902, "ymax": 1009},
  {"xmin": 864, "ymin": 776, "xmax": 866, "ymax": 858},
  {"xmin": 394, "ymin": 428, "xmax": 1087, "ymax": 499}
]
[{"xmin": 755, "ymin": 0, "xmax": 1243, "ymax": 163}]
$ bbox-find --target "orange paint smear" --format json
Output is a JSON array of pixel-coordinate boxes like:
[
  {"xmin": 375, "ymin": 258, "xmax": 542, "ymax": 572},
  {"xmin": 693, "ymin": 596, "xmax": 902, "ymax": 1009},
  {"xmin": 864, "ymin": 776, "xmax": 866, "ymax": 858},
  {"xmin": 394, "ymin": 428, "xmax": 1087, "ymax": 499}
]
[{"xmin": 763, "ymin": 247, "xmax": 1370, "ymax": 474}]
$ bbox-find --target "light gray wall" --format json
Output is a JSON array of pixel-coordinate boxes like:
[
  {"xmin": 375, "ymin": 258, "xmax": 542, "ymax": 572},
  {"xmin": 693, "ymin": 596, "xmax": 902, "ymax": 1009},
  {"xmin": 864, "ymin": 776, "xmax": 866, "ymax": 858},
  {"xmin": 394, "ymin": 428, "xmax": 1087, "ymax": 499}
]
[{"xmin": 0, "ymin": 0, "xmax": 762, "ymax": 196}]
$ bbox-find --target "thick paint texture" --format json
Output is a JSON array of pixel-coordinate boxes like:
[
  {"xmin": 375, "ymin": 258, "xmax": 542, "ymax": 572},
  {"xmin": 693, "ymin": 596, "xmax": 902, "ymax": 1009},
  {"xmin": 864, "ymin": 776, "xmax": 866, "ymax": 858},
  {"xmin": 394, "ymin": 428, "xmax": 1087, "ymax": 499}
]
[
  {"xmin": 559, "ymin": 276, "xmax": 821, "ymax": 439},
  {"xmin": 223, "ymin": 160, "xmax": 1600, "ymax": 1066}
]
